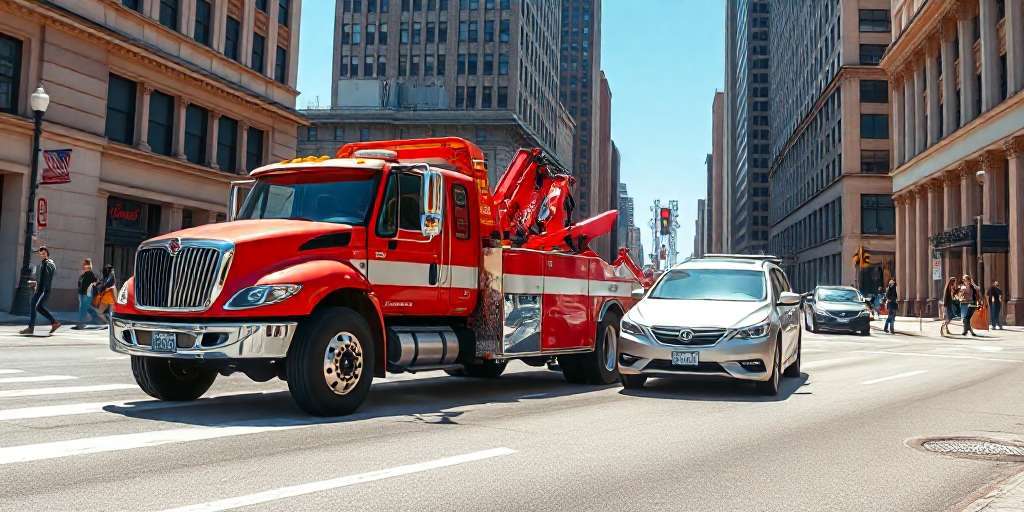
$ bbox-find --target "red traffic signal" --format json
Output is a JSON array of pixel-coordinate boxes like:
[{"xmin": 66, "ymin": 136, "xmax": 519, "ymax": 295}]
[{"xmin": 659, "ymin": 207, "xmax": 671, "ymax": 235}]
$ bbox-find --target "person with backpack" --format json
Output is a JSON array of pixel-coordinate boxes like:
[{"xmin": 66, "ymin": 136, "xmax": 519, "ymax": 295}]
[
  {"xmin": 959, "ymin": 275, "xmax": 981, "ymax": 337},
  {"xmin": 74, "ymin": 258, "xmax": 104, "ymax": 329}
]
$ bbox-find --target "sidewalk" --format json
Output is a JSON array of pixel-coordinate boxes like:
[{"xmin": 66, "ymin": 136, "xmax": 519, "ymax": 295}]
[
  {"xmin": 869, "ymin": 315, "xmax": 1023, "ymax": 339},
  {"xmin": 0, "ymin": 310, "xmax": 91, "ymax": 326},
  {"xmin": 964, "ymin": 469, "xmax": 1024, "ymax": 512}
]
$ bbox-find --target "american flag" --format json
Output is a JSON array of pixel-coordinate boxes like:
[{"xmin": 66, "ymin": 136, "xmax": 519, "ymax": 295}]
[{"xmin": 41, "ymin": 149, "xmax": 72, "ymax": 185}]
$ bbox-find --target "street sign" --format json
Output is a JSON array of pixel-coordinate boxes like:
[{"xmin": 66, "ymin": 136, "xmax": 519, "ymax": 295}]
[
  {"xmin": 932, "ymin": 258, "xmax": 941, "ymax": 280},
  {"xmin": 36, "ymin": 197, "xmax": 47, "ymax": 230}
]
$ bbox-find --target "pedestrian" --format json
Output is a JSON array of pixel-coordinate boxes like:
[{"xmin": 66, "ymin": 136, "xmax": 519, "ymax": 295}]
[
  {"xmin": 873, "ymin": 286, "xmax": 884, "ymax": 317},
  {"xmin": 988, "ymin": 281, "xmax": 1004, "ymax": 330},
  {"xmin": 19, "ymin": 246, "xmax": 60, "ymax": 335},
  {"xmin": 92, "ymin": 264, "xmax": 117, "ymax": 324},
  {"xmin": 73, "ymin": 258, "xmax": 103, "ymax": 330},
  {"xmin": 939, "ymin": 276, "xmax": 960, "ymax": 336},
  {"xmin": 883, "ymin": 279, "xmax": 898, "ymax": 334},
  {"xmin": 959, "ymin": 275, "xmax": 982, "ymax": 337}
]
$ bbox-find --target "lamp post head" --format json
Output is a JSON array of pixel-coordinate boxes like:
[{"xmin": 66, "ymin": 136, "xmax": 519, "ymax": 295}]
[
  {"xmin": 30, "ymin": 85, "xmax": 49, "ymax": 114},
  {"xmin": 975, "ymin": 169, "xmax": 986, "ymax": 184}
]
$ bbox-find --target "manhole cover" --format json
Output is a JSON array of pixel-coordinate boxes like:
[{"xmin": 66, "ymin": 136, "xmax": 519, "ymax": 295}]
[{"xmin": 912, "ymin": 437, "xmax": 1024, "ymax": 462}]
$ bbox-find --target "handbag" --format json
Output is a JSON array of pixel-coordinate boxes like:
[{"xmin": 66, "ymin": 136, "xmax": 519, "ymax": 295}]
[{"xmin": 99, "ymin": 287, "xmax": 116, "ymax": 306}]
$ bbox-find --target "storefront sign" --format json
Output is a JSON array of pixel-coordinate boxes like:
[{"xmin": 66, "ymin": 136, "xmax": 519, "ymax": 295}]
[
  {"xmin": 932, "ymin": 259, "xmax": 941, "ymax": 281},
  {"xmin": 930, "ymin": 224, "xmax": 1009, "ymax": 253},
  {"xmin": 36, "ymin": 197, "xmax": 47, "ymax": 230},
  {"xmin": 106, "ymin": 197, "xmax": 145, "ymax": 232}
]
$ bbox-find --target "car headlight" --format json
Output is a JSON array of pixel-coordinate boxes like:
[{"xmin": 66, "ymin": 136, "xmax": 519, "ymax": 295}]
[
  {"xmin": 734, "ymin": 320, "xmax": 771, "ymax": 339},
  {"xmin": 116, "ymin": 285, "xmax": 129, "ymax": 305},
  {"xmin": 225, "ymin": 285, "xmax": 301, "ymax": 310},
  {"xmin": 621, "ymin": 319, "xmax": 645, "ymax": 336}
]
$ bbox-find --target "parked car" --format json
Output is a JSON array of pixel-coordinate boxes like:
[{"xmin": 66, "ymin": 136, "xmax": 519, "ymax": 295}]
[
  {"xmin": 617, "ymin": 254, "xmax": 803, "ymax": 396},
  {"xmin": 801, "ymin": 286, "xmax": 872, "ymax": 336}
]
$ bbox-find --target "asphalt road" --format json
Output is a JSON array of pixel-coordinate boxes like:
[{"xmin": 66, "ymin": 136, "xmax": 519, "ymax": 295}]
[{"xmin": 1, "ymin": 322, "xmax": 1023, "ymax": 512}]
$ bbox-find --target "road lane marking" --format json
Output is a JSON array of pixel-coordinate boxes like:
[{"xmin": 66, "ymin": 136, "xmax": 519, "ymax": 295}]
[
  {"xmin": 160, "ymin": 447, "xmax": 517, "ymax": 512},
  {"xmin": 0, "ymin": 384, "xmax": 135, "ymax": 398},
  {"xmin": 0, "ymin": 375, "xmax": 76, "ymax": 384},
  {"xmin": 802, "ymin": 357, "xmax": 869, "ymax": 370},
  {"xmin": 0, "ymin": 391, "xmax": 275, "ymax": 421},
  {"xmin": 861, "ymin": 370, "xmax": 927, "ymax": 385},
  {"xmin": 853, "ymin": 350, "xmax": 1024, "ymax": 364},
  {"xmin": 0, "ymin": 370, "xmax": 24, "ymax": 375},
  {"xmin": 95, "ymin": 356, "xmax": 129, "ymax": 361}
]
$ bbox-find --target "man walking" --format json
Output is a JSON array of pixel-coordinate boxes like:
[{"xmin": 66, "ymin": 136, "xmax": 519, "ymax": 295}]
[
  {"xmin": 883, "ymin": 279, "xmax": 898, "ymax": 334},
  {"xmin": 19, "ymin": 246, "xmax": 60, "ymax": 335},
  {"xmin": 988, "ymin": 281, "xmax": 1004, "ymax": 330}
]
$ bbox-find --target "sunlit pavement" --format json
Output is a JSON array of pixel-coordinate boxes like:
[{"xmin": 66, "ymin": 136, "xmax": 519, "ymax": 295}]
[{"xmin": 1, "ymin": 323, "xmax": 1024, "ymax": 511}]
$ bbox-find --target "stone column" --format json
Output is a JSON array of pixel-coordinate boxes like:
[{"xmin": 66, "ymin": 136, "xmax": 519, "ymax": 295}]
[
  {"xmin": 892, "ymin": 74, "xmax": 905, "ymax": 166},
  {"xmin": 925, "ymin": 42, "xmax": 941, "ymax": 147},
  {"xmin": 942, "ymin": 170, "xmax": 963, "ymax": 285},
  {"xmin": 161, "ymin": 205, "xmax": 184, "ymax": 234},
  {"xmin": 906, "ymin": 190, "xmax": 919, "ymax": 312},
  {"xmin": 181, "ymin": 0, "xmax": 197, "ymax": 39},
  {"xmin": 981, "ymin": 150, "xmax": 1009, "ymax": 295},
  {"xmin": 957, "ymin": 3, "xmax": 979, "ymax": 123},
  {"xmin": 979, "ymin": 0, "xmax": 1000, "ymax": 111},
  {"xmin": 266, "ymin": 0, "xmax": 281, "ymax": 79},
  {"xmin": 137, "ymin": 84, "xmax": 152, "ymax": 151},
  {"xmin": 926, "ymin": 180, "xmax": 943, "ymax": 315},
  {"xmin": 916, "ymin": 186, "xmax": 930, "ymax": 314},
  {"xmin": 237, "ymin": 122, "xmax": 249, "ymax": 173},
  {"xmin": 212, "ymin": 0, "xmax": 228, "ymax": 53},
  {"xmin": 904, "ymin": 67, "xmax": 917, "ymax": 160},
  {"xmin": 914, "ymin": 56, "xmax": 927, "ymax": 155},
  {"xmin": 208, "ymin": 112, "xmax": 221, "ymax": 169},
  {"xmin": 960, "ymin": 161, "xmax": 981, "ymax": 277},
  {"xmin": 895, "ymin": 194, "xmax": 907, "ymax": 303},
  {"xmin": 1005, "ymin": 137, "xmax": 1024, "ymax": 324},
  {"xmin": 1008, "ymin": 0, "xmax": 1024, "ymax": 95},
  {"xmin": 940, "ymin": 19, "xmax": 958, "ymax": 137},
  {"xmin": 241, "ymin": 0, "xmax": 256, "ymax": 71},
  {"xmin": 174, "ymin": 98, "xmax": 189, "ymax": 161}
]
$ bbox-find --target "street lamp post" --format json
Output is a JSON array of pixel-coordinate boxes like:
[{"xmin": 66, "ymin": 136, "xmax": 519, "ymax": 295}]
[
  {"xmin": 10, "ymin": 86, "xmax": 50, "ymax": 315},
  {"xmin": 975, "ymin": 169, "xmax": 986, "ymax": 291}
]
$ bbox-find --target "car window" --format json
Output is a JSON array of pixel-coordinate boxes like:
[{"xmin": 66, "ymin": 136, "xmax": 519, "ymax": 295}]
[
  {"xmin": 376, "ymin": 171, "xmax": 423, "ymax": 237},
  {"xmin": 817, "ymin": 288, "xmax": 863, "ymax": 303},
  {"xmin": 649, "ymin": 269, "xmax": 767, "ymax": 301},
  {"xmin": 768, "ymin": 270, "xmax": 782, "ymax": 302}
]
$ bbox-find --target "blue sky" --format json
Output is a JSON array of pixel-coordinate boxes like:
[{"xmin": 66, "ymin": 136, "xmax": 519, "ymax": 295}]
[{"xmin": 296, "ymin": 0, "xmax": 725, "ymax": 263}]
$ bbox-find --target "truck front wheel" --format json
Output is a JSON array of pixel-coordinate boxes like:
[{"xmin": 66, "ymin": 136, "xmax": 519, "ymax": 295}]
[
  {"xmin": 130, "ymin": 356, "xmax": 217, "ymax": 401},
  {"xmin": 287, "ymin": 307, "xmax": 374, "ymax": 417}
]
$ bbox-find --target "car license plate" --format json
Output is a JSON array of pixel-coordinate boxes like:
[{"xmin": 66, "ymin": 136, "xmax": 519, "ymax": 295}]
[
  {"xmin": 151, "ymin": 332, "xmax": 177, "ymax": 353},
  {"xmin": 671, "ymin": 351, "xmax": 698, "ymax": 366}
]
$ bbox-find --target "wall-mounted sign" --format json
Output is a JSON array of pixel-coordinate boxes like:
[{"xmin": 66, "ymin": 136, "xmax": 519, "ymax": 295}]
[
  {"xmin": 36, "ymin": 197, "xmax": 47, "ymax": 229},
  {"xmin": 41, "ymin": 149, "xmax": 72, "ymax": 185},
  {"xmin": 106, "ymin": 197, "xmax": 146, "ymax": 232}
]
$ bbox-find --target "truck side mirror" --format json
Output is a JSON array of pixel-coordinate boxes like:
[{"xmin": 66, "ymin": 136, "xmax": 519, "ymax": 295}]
[
  {"xmin": 631, "ymin": 288, "xmax": 646, "ymax": 300},
  {"xmin": 228, "ymin": 179, "xmax": 255, "ymax": 221},
  {"xmin": 421, "ymin": 169, "xmax": 443, "ymax": 239}
]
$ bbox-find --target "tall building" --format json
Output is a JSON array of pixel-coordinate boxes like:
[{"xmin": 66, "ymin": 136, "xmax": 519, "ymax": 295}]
[
  {"xmin": 726, "ymin": 0, "xmax": 771, "ymax": 254},
  {"xmin": 882, "ymin": 0, "xmax": 1024, "ymax": 322},
  {"xmin": 694, "ymin": 198, "xmax": 708, "ymax": 258},
  {"xmin": 710, "ymin": 91, "xmax": 726, "ymax": 253},
  {"xmin": 309, "ymin": 0, "xmax": 574, "ymax": 184},
  {"xmin": 559, "ymin": 0, "xmax": 603, "ymax": 219},
  {"xmin": 704, "ymin": 153, "xmax": 714, "ymax": 253},
  {"xmin": 0, "ymin": 0, "xmax": 303, "ymax": 310},
  {"xmin": 766, "ymin": 0, "xmax": 895, "ymax": 293}
]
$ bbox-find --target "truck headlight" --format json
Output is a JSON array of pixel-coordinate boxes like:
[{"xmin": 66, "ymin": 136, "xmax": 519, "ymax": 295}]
[
  {"xmin": 116, "ymin": 285, "xmax": 129, "ymax": 305},
  {"xmin": 734, "ymin": 320, "xmax": 771, "ymax": 339},
  {"xmin": 621, "ymin": 319, "xmax": 645, "ymax": 336},
  {"xmin": 225, "ymin": 285, "xmax": 301, "ymax": 310}
]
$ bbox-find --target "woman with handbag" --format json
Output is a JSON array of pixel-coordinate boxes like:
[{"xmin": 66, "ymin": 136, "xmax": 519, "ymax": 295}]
[
  {"xmin": 959, "ymin": 275, "xmax": 981, "ymax": 337},
  {"xmin": 93, "ymin": 265, "xmax": 117, "ymax": 325},
  {"xmin": 939, "ymin": 276, "xmax": 959, "ymax": 336}
]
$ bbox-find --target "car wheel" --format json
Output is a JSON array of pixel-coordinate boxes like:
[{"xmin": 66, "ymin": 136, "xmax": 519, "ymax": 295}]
[
  {"xmin": 783, "ymin": 331, "xmax": 801, "ymax": 378},
  {"xmin": 756, "ymin": 339, "xmax": 781, "ymax": 396},
  {"xmin": 287, "ymin": 307, "xmax": 374, "ymax": 417},
  {"xmin": 621, "ymin": 374, "xmax": 647, "ymax": 389}
]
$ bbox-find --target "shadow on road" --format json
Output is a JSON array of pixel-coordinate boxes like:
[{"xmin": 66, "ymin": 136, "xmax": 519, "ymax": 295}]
[{"xmin": 617, "ymin": 373, "xmax": 809, "ymax": 402}]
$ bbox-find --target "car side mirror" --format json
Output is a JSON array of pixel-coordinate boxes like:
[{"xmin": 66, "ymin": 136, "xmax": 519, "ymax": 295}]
[
  {"xmin": 421, "ymin": 169, "xmax": 443, "ymax": 239},
  {"xmin": 778, "ymin": 291, "xmax": 802, "ymax": 306},
  {"xmin": 631, "ymin": 288, "xmax": 645, "ymax": 300}
]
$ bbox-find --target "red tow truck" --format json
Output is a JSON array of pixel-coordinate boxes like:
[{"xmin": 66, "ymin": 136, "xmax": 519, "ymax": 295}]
[{"xmin": 110, "ymin": 137, "xmax": 649, "ymax": 416}]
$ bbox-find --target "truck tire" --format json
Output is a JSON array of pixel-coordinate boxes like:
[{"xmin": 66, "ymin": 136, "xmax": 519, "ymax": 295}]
[
  {"xmin": 130, "ymin": 356, "xmax": 217, "ymax": 401},
  {"xmin": 287, "ymin": 307, "xmax": 374, "ymax": 417},
  {"xmin": 445, "ymin": 360, "xmax": 508, "ymax": 378},
  {"xmin": 560, "ymin": 312, "xmax": 621, "ymax": 385}
]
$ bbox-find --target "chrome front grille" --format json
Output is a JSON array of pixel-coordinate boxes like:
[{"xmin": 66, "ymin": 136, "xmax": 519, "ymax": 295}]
[
  {"xmin": 650, "ymin": 326, "xmax": 727, "ymax": 346},
  {"xmin": 134, "ymin": 240, "xmax": 232, "ymax": 311}
]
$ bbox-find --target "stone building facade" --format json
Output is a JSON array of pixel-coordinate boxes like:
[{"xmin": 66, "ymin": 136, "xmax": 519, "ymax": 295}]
[
  {"xmin": 882, "ymin": 0, "xmax": 1024, "ymax": 322},
  {"xmin": 0, "ymin": 0, "xmax": 303, "ymax": 310}
]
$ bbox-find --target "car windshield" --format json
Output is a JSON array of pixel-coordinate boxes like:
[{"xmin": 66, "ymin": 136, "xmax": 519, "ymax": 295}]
[
  {"xmin": 817, "ymin": 288, "xmax": 862, "ymax": 303},
  {"xmin": 238, "ymin": 171, "xmax": 379, "ymax": 225},
  {"xmin": 649, "ymin": 269, "xmax": 766, "ymax": 301}
]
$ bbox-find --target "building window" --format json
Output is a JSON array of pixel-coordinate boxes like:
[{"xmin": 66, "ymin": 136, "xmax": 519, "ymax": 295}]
[
  {"xmin": 251, "ymin": 33, "xmax": 266, "ymax": 73},
  {"xmin": 859, "ymin": 44, "xmax": 887, "ymax": 65},
  {"xmin": 159, "ymin": 0, "xmax": 179, "ymax": 30},
  {"xmin": 466, "ymin": 86, "xmax": 476, "ymax": 108},
  {"xmin": 365, "ymin": 55, "xmax": 375, "ymax": 76},
  {"xmin": 256, "ymin": 0, "xmax": 267, "ymax": 12},
  {"xmin": 401, "ymin": 22, "xmax": 409, "ymax": 44},
  {"xmin": 104, "ymin": 74, "xmax": 136, "ymax": 144},
  {"xmin": 412, "ymin": 22, "xmax": 421, "ymax": 44},
  {"xmin": 278, "ymin": 0, "xmax": 290, "ymax": 26},
  {"xmin": 484, "ymin": 20, "xmax": 494, "ymax": 42},
  {"xmin": 498, "ymin": 54, "xmax": 508, "ymax": 75},
  {"xmin": 499, "ymin": 20, "xmax": 510, "ymax": 42},
  {"xmin": 860, "ymin": 80, "xmax": 888, "ymax": 103},
  {"xmin": 377, "ymin": 55, "xmax": 387, "ymax": 75},
  {"xmin": 184, "ymin": 104, "xmax": 208, "ymax": 165},
  {"xmin": 334, "ymin": 126, "xmax": 344, "ymax": 140},
  {"xmin": 497, "ymin": 86, "xmax": 508, "ymax": 108},
  {"xmin": 307, "ymin": 126, "xmax": 318, "ymax": 140},
  {"xmin": 366, "ymin": 24, "xmax": 376, "ymax": 45},
  {"xmin": 217, "ymin": 116, "xmax": 239, "ymax": 172},
  {"xmin": 438, "ymin": 21, "xmax": 447, "ymax": 42},
  {"xmin": 379, "ymin": 23, "xmax": 389, "ymax": 45},
  {"xmin": 436, "ymin": 54, "xmax": 445, "ymax": 74},
  {"xmin": 860, "ymin": 150, "xmax": 889, "ymax": 174},
  {"xmin": 194, "ymin": 0, "xmax": 212, "ymax": 46},
  {"xmin": 349, "ymin": 55, "xmax": 359, "ymax": 76},
  {"xmin": 425, "ymin": 54, "xmax": 435, "ymax": 75},
  {"xmin": 482, "ymin": 86, "xmax": 492, "ymax": 108},
  {"xmin": 410, "ymin": 55, "xmax": 420, "ymax": 75},
  {"xmin": 467, "ymin": 53, "xmax": 477, "ymax": 74},
  {"xmin": 858, "ymin": 9, "xmax": 890, "ymax": 32},
  {"xmin": 275, "ymin": 46, "xmax": 287, "ymax": 83},
  {"xmin": 483, "ymin": 53, "xmax": 493, "ymax": 75},
  {"xmin": 359, "ymin": 128, "xmax": 370, "ymax": 141},
  {"xmin": 860, "ymin": 114, "xmax": 889, "ymax": 139},
  {"xmin": 352, "ymin": 25, "xmax": 361, "ymax": 44},
  {"xmin": 122, "ymin": 0, "xmax": 142, "ymax": 11},
  {"xmin": 456, "ymin": 86, "xmax": 464, "ymax": 108},
  {"xmin": 246, "ymin": 127, "xmax": 264, "ymax": 171},
  {"xmin": 0, "ymin": 34, "xmax": 22, "ymax": 115},
  {"xmin": 148, "ymin": 90, "xmax": 175, "ymax": 156},
  {"xmin": 861, "ymin": 195, "xmax": 895, "ymax": 235},
  {"xmin": 225, "ymin": 17, "xmax": 241, "ymax": 61},
  {"xmin": 468, "ymin": 20, "xmax": 478, "ymax": 42}
]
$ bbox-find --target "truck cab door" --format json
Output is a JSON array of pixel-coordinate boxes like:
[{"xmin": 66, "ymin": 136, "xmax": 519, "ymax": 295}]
[{"xmin": 368, "ymin": 165, "xmax": 445, "ymax": 316}]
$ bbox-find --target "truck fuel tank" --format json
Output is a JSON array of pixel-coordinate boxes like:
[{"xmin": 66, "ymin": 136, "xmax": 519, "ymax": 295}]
[{"xmin": 386, "ymin": 326, "xmax": 461, "ymax": 372}]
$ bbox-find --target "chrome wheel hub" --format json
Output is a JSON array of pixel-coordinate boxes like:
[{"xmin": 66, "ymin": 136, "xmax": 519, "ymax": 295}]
[
  {"xmin": 323, "ymin": 331, "xmax": 363, "ymax": 396},
  {"xmin": 603, "ymin": 325, "xmax": 618, "ymax": 372}
]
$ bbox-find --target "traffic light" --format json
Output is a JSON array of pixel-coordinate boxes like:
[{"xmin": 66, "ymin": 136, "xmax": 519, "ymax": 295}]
[
  {"xmin": 861, "ymin": 249, "xmax": 872, "ymax": 268},
  {"xmin": 659, "ymin": 207, "xmax": 671, "ymax": 235}
]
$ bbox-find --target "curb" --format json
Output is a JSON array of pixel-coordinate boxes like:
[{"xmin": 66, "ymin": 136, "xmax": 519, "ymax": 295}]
[{"xmin": 962, "ymin": 468, "xmax": 1024, "ymax": 512}]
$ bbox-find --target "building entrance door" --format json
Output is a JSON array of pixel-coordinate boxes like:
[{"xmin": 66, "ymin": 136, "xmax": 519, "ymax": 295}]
[{"xmin": 103, "ymin": 196, "xmax": 161, "ymax": 281}]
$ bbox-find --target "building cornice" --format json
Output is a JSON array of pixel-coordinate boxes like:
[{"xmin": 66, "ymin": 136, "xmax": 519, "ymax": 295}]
[
  {"xmin": 4, "ymin": 0, "xmax": 307, "ymax": 125},
  {"xmin": 880, "ymin": 0, "xmax": 957, "ymax": 74}
]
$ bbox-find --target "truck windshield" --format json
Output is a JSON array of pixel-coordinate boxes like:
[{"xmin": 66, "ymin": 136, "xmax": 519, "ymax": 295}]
[
  {"xmin": 649, "ymin": 269, "xmax": 767, "ymax": 302},
  {"xmin": 238, "ymin": 171, "xmax": 379, "ymax": 225}
]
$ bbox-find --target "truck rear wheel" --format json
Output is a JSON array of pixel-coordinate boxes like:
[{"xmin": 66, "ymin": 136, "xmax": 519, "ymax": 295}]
[
  {"xmin": 130, "ymin": 356, "xmax": 217, "ymax": 401},
  {"xmin": 559, "ymin": 312, "xmax": 621, "ymax": 385},
  {"xmin": 287, "ymin": 307, "xmax": 375, "ymax": 417}
]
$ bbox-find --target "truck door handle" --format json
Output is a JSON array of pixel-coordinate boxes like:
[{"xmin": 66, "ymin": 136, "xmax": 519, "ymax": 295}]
[{"xmin": 429, "ymin": 263, "xmax": 438, "ymax": 286}]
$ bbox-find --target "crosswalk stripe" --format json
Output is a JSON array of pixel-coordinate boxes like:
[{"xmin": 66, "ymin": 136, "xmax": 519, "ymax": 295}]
[
  {"xmin": 160, "ymin": 448, "xmax": 517, "ymax": 512},
  {"xmin": 802, "ymin": 357, "xmax": 869, "ymax": 370},
  {"xmin": 0, "ymin": 375, "xmax": 76, "ymax": 384},
  {"xmin": 0, "ymin": 370, "xmax": 25, "ymax": 375},
  {"xmin": 0, "ymin": 391, "xmax": 275, "ymax": 421},
  {"xmin": 0, "ymin": 384, "xmax": 136, "ymax": 398}
]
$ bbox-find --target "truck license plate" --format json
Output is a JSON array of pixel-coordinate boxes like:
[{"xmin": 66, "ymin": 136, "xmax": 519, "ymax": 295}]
[
  {"xmin": 151, "ymin": 332, "xmax": 177, "ymax": 353},
  {"xmin": 671, "ymin": 351, "xmax": 698, "ymax": 366}
]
